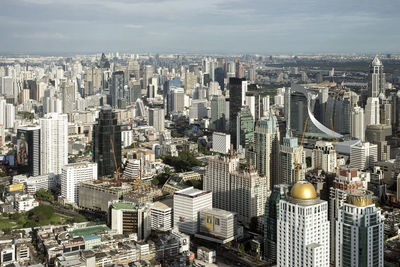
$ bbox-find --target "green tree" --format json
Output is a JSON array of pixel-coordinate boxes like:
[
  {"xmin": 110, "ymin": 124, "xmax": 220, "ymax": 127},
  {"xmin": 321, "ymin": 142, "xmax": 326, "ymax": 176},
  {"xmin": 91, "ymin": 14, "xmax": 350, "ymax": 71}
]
[
  {"xmin": 27, "ymin": 205, "xmax": 55, "ymax": 222},
  {"xmin": 185, "ymin": 179, "xmax": 203, "ymax": 189},
  {"xmin": 36, "ymin": 188, "xmax": 54, "ymax": 203}
]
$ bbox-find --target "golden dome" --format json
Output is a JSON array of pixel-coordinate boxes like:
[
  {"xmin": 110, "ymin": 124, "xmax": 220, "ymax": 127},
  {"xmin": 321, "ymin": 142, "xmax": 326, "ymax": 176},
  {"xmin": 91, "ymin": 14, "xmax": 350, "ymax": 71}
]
[{"xmin": 290, "ymin": 181, "xmax": 317, "ymax": 199}]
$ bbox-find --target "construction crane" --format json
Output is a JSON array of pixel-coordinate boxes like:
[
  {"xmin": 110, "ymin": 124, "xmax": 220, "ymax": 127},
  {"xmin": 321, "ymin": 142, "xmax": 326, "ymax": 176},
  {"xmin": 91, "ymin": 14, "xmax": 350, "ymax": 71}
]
[
  {"xmin": 110, "ymin": 138, "xmax": 121, "ymax": 183},
  {"xmin": 133, "ymin": 141, "xmax": 141, "ymax": 191},
  {"xmin": 330, "ymin": 119, "xmax": 339, "ymax": 174},
  {"xmin": 294, "ymin": 118, "xmax": 308, "ymax": 182}
]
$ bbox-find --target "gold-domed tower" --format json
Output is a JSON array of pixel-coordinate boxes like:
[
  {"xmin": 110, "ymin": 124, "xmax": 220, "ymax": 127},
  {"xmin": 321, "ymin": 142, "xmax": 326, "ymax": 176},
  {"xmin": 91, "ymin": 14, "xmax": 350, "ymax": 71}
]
[{"xmin": 290, "ymin": 180, "xmax": 317, "ymax": 199}]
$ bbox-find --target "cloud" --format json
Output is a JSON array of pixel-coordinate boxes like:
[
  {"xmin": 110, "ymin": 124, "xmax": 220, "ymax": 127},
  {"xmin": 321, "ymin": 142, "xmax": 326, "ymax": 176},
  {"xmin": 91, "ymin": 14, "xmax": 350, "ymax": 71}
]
[
  {"xmin": 12, "ymin": 32, "xmax": 69, "ymax": 40},
  {"xmin": 124, "ymin": 24, "xmax": 144, "ymax": 29}
]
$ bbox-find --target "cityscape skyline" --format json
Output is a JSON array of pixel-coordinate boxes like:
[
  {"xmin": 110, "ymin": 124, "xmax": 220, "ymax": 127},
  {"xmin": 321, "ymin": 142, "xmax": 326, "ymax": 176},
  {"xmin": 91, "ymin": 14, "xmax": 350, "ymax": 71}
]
[{"xmin": 1, "ymin": 0, "xmax": 400, "ymax": 54}]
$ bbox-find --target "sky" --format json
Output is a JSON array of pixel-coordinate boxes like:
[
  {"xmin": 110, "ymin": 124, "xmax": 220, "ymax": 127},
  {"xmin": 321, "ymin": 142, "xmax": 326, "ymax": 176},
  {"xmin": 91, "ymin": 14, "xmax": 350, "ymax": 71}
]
[{"xmin": 1, "ymin": 0, "xmax": 400, "ymax": 55}]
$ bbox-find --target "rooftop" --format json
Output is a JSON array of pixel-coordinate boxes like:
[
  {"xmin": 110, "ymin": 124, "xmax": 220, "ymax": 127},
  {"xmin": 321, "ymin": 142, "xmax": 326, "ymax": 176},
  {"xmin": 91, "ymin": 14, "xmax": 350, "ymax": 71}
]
[
  {"xmin": 69, "ymin": 225, "xmax": 109, "ymax": 237},
  {"xmin": 112, "ymin": 202, "xmax": 136, "ymax": 210},
  {"xmin": 174, "ymin": 187, "xmax": 211, "ymax": 198}
]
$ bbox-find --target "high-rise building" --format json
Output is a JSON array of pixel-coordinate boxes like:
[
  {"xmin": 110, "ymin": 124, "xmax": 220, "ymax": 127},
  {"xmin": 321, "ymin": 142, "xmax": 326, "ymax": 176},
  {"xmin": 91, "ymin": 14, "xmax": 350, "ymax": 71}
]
[
  {"xmin": 167, "ymin": 88, "xmax": 185, "ymax": 114},
  {"xmin": 173, "ymin": 187, "xmax": 212, "ymax": 235},
  {"xmin": 255, "ymin": 111, "xmax": 280, "ymax": 188},
  {"xmin": 143, "ymin": 65, "xmax": 153, "ymax": 90},
  {"xmin": 0, "ymin": 97, "xmax": 6, "ymax": 128},
  {"xmin": 280, "ymin": 135, "xmax": 306, "ymax": 185},
  {"xmin": 40, "ymin": 113, "xmax": 68, "ymax": 175},
  {"xmin": 17, "ymin": 125, "xmax": 41, "ymax": 176},
  {"xmin": 328, "ymin": 167, "xmax": 369, "ymax": 262},
  {"xmin": 264, "ymin": 184, "xmax": 290, "ymax": 262},
  {"xmin": 368, "ymin": 56, "xmax": 386, "ymax": 98},
  {"xmin": 189, "ymin": 99, "xmax": 208, "ymax": 120},
  {"xmin": 335, "ymin": 190, "xmax": 384, "ymax": 267},
  {"xmin": 127, "ymin": 60, "xmax": 140, "ymax": 80},
  {"xmin": 311, "ymin": 141, "xmax": 338, "ymax": 173},
  {"xmin": 61, "ymin": 162, "xmax": 98, "ymax": 204},
  {"xmin": 204, "ymin": 154, "xmax": 239, "ymax": 211},
  {"xmin": 110, "ymin": 201, "xmax": 151, "ymax": 240},
  {"xmin": 277, "ymin": 181, "xmax": 330, "ymax": 267},
  {"xmin": 5, "ymin": 103, "xmax": 15, "ymax": 129},
  {"xmin": 60, "ymin": 80, "xmax": 76, "ymax": 114},
  {"xmin": 365, "ymin": 97, "xmax": 380, "ymax": 126},
  {"xmin": 214, "ymin": 67, "xmax": 224, "ymax": 91},
  {"xmin": 149, "ymin": 108, "xmax": 165, "ymax": 132},
  {"xmin": 236, "ymin": 106, "xmax": 254, "ymax": 150},
  {"xmin": 212, "ymin": 132, "xmax": 230, "ymax": 154},
  {"xmin": 351, "ymin": 106, "xmax": 365, "ymax": 141},
  {"xmin": 350, "ymin": 142, "xmax": 378, "ymax": 170},
  {"xmin": 204, "ymin": 155, "xmax": 268, "ymax": 224},
  {"xmin": 365, "ymin": 124, "xmax": 392, "ymax": 162},
  {"xmin": 228, "ymin": 78, "xmax": 246, "ymax": 149},
  {"xmin": 110, "ymin": 71, "xmax": 126, "ymax": 108},
  {"xmin": 184, "ymin": 71, "xmax": 197, "ymax": 95},
  {"xmin": 93, "ymin": 106, "xmax": 121, "ymax": 177},
  {"xmin": 210, "ymin": 95, "xmax": 227, "ymax": 132},
  {"xmin": 129, "ymin": 79, "xmax": 141, "ymax": 103}
]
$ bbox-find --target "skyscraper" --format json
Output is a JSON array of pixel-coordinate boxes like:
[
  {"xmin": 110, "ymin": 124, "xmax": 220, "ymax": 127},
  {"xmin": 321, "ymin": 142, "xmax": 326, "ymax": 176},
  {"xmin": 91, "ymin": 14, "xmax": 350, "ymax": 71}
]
[
  {"xmin": 264, "ymin": 184, "xmax": 290, "ymax": 262},
  {"xmin": 311, "ymin": 141, "xmax": 338, "ymax": 173},
  {"xmin": 365, "ymin": 97, "xmax": 380, "ymax": 126},
  {"xmin": 214, "ymin": 67, "xmax": 225, "ymax": 91},
  {"xmin": 61, "ymin": 162, "xmax": 98, "ymax": 204},
  {"xmin": 148, "ymin": 107, "xmax": 165, "ymax": 132},
  {"xmin": 17, "ymin": 125, "xmax": 41, "ymax": 176},
  {"xmin": 351, "ymin": 106, "xmax": 365, "ymax": 141},
  {"xmin": 228, "ymin": 77, "xmax": 246, "ymax": 149},
  {"xmin": 368, "ymin": 56, "xmax": 386, "ymax": 98},
  {"xmin": 350, "ymin": 142, "xmax": 378, "ymax": 170},
  {"xmin": 167, "ymin": 87, "xmax": 185, "ymax": 114},
  {"xmin": 255, "ymin": 111, "xmax": 280, "ymax": 188},
  {"xmin": 210, "ymin": 95, "xmax": 227, "ymax": 132},
  {"xmin": 236, "ymin": 106, "xmax": 254, "ymax": 150},
  {"xmin": 204, "ymin": 154, "xmax": 268, "ymax": 224},
  {"xmin": 329, "ymin": 166, "xmax": 369, "ymax": 263},
  {"xmin": 280, "ymin": 135, "xmax": 305, "ymax": 185},
  {"xmin": 277, "ymin": 181, "xmax": 330, "ymax": 267},
  {"xmin": 110, "ymin": 71, "xmax": 126, "ymax": 108},
  {"xmin": 40, "ymin": 113, "xmax": 68, "ymax": 175},
  {"xmin": 92, "ymin": 106, "xmax": 121, "ymax": 177},
  {"xmin": 335, "ymin": 190, "xmax": 384, "ymax": 267}
]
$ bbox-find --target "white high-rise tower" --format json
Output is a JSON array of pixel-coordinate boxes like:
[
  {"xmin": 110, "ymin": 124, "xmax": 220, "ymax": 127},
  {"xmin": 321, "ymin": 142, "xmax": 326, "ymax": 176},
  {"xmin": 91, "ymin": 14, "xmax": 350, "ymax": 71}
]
[
  {"xmin": 335, "ymin": 190, "xmax": 384, "ymax": 267},
  {"xmin": 40, "ymin": 113, "xmax": 68, "ymax": 175},
  {"xmin": 277, "ymin": 181, "xmax": 330, "ymax": 267},
  {"xmin": 365, "ymin": 97, "xmax": 380, "ymax": 126},
  {"xmin": 368, "ymin": 56, "xmax": 385, "ymax": 98}
]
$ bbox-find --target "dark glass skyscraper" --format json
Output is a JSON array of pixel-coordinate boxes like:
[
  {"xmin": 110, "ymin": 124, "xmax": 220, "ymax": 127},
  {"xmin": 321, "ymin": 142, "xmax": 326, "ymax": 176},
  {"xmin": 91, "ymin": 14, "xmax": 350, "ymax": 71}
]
[
  {"xmin": 229, "ymin": 77, "xmax": 245, "ymax": 149},
  {"xmin": 93, "ymin": 106, "xmax": 121, "ymax": 177},
  {"xmin": 264, "ymin": 184, "xmax": 290, "ymax": 263},
  {"xmin": 214, "ymin": 67, "xmax": 225, "ymax": 91},
  {"xmin": 110, "ymin": 71, "xmax": 127, "ymax": 108},
  {"xmin": 17, "ymin": 125, "xmax": 41, "ymax": 176}
]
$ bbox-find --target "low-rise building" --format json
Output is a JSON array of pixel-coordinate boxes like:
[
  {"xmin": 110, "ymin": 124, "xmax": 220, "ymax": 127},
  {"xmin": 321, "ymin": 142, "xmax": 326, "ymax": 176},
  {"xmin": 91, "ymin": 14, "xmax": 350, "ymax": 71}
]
[
  {"xmin": 14, "ymin": 194, "xmax": 39, "ymax": 212},
  {"xmin": 150, "ymin": 201, "xmax": 172, "ymax": 232},
  {"xmin": 110, "ymin": 201, "xmax": 151, "ymax": 241},
  {"xmin": 196, "ymin": 208, "xmax": 237, "ymax": 243}
]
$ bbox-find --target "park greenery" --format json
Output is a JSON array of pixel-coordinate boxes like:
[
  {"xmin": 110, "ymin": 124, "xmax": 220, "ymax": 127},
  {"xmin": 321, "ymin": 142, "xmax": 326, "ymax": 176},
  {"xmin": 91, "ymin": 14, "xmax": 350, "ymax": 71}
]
[
  {"xmin": 161, "ymin": 151, "xmax": 203, "ymax": 172},
  {"xmin": 151, "ymin": 167, "xmax": 171, "ymax": 187},
  {"xmin": 36, "ymin": 188, "xmax": 54, "ymax": 203},
  {"xmin": 0, "ymin": 205, "xmax": 87, "ymax": 233}
]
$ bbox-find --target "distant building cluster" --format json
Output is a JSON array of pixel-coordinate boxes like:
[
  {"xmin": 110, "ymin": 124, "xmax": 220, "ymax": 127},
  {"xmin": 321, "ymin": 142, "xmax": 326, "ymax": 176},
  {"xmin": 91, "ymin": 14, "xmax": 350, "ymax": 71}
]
[{"xmin": 1, "ymin": 53, "xmax": 400, "ymax": 266}]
